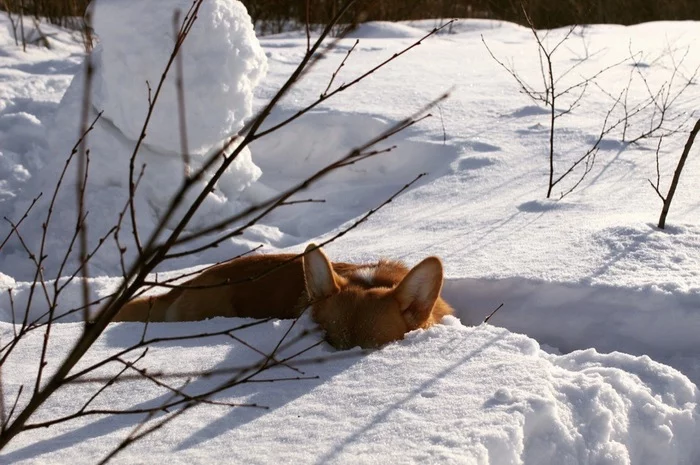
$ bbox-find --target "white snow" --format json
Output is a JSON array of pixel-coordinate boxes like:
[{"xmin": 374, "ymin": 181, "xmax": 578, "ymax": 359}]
[
  {"xmin": 2, "ymin": 317, "xmax": 698, "ymax": 464},
  {"xmin": 1, "ymin": 6, "xmax": 700, "ymax": 464},
  {"xmin": 2, "ymin": 0, "xmax": 267, "ymax": 278},
  {"xmin": 87, "ymin": 0, "xmax": 267, "ymax": 154}
]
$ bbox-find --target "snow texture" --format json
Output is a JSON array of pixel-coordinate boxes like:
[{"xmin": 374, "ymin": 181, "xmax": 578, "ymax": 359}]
[
  {"xmin": 88, "ymin": 0, "xmax": 267, "ymax": 154},
  {"xmin": 1, "ymin": 9, "xmax": 700, "ymax": 465},
  {"xmin": 2, "ymin": 317, "xmax": 698, "ymax": 464},
  {"xmin": 2, "ymin": 0, "xmax": 267, "ymax": 278}
]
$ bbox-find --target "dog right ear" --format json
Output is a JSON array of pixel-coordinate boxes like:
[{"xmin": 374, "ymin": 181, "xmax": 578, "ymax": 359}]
[
  {"xmin": 393, "ymin": 256, "xmax": 443, "ymax": 330},
  {"xmin": 303, "ymin": 244, "xmax": 339, "ymax": 299}
]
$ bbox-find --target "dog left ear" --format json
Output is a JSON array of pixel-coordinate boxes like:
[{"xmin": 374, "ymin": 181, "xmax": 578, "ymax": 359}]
[
  {"xmin": 303, "ymin": 243, "xmax": 340, "ymax": 300},
  {"xmin": 393, "ymin": 257, "xmax": 443, "ymax": 330}
]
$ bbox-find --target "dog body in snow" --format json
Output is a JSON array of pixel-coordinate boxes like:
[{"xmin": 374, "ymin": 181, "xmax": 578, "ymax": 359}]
[{"xmin": 113, "ymin": 244, "xmax": 454, "ymax": 349}]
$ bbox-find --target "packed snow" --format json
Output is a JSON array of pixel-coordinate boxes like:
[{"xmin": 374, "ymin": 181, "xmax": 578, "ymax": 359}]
[{"xmin": 1, "ymin": 2, "xmax": 700, "ymax": 463}]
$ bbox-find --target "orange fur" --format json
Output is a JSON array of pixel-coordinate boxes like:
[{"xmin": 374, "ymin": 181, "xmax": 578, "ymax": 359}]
[{"xmin": 113, "ymin": 244, "xmax": 454, "ymax": 349}]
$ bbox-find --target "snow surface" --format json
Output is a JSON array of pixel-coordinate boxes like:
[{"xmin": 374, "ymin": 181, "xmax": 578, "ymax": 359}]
[
  {"xmin": 87, "ymin": 0, "xmax": 267, "ymax": 154},
  {"xmin": 2, "ymin": 316, "xmax": 698, "ymax": 464},
  {"xmin": 1, "ymin": 8, "xmax": 700, "ymax": 465},
  {"xmin": 2, "ymin": 0, "xmax": 267, "ymax": 278}
]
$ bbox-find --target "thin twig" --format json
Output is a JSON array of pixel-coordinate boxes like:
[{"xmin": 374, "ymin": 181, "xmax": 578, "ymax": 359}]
[
  {"xmin": 0, "ymin": 367, "xmax": 4, "ymax": 431},
  {"xmin": 256, "ymin": 21, "xmax": 454, "ymax": 139},
  {"xmin": 305, "ymin": 0, "xmax": 311, "ymax": 53},
  {"xmin": 648, "ymin": 135, "xmax": 666, "ymax": 201},
  {"xmin": 7, "ymin": 290, "xmax": 17, "ymax": 338},
  {"xmin": 483, "ymin": 303, "xmax": 504, "ymax": 324},
  {"xmin": 322, "ymin": 39, "xmax": 358, "ymax": 97},
  {"xmin": 167, "ymin": 98, "xmax": 444, "ymax": 254},
  {"xmin": 64, "ymin": 319, "xmax": 275, "ymax": 384},
  {"xmin": 78, "ymin": 350, "xmax": 150, "ymax": 414},
  {"xmin": 0, "ymin": 1, "xmax": 450, "ymax": 453},
  {"xmin": 127, "ymin": 1, "xmax": 204, "ymax": 257},
  {"xmin": 0, "ymin": 194, "xmax": 42, "ymax": 253},
  {"xmin": 0, "ymin": 110, "xmax": 103, "ymax": 369},
  {"xmin": 155, "ymin": 172, "xmax": 429, "ymax": 295}
]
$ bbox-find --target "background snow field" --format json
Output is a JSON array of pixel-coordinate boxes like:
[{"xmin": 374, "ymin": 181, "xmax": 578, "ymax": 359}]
[{"xmin": 1, "ymin": 5, "xmax": 700, "ymax": 464}]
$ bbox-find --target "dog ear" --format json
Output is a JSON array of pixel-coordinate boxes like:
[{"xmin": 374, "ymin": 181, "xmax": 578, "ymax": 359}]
[
  {"xmin": 303, "ymin": 244, "xmax": 340, "ymax": 299},
  {"xmin": 393, "ymin": 257, "xmax": 443, "ymax": 330}
]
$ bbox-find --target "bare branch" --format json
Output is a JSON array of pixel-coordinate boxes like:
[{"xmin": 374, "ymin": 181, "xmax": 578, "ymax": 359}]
[
  {"xmin": 256, "ymin": 20, "xmax": 455, "ymax": 139},
  {"xmin": 648, "ymin": 135, "xmax": 666, "ymax": 202},
  {"xmin": 322, "ymin": 39, "xmax": 359, "ymax": 97},
  {"xmin": 0, "ymin": 1, "xmax": 451, "ymax": 454},
  {"xmin": 305, "ymin": 0, "xmax": 311, "ymax": 53},
  {"xmin": 658, "ymin": 118, "xmax": 700, "ymax": 228},
  {"xmin": 127, "ymin": 0, "xmax": 205, "ymax": 257},
  {"xmin": 486, "ymin": 5, "xmax": 625, "ymax": 199},
  {"xmin": 0, "ymin": 193, "xmax": 41, "ymax": 253},
  {"xmin": 0, "ymin": 368, "xmax": 5, "ymax": 432},
  {"xmin": 167, "ymin": 97, "xmax": 444, "ymax": 255},
  {"xmin": 64, "ymin": 319, "xmax": 274, "ymax": 384}
]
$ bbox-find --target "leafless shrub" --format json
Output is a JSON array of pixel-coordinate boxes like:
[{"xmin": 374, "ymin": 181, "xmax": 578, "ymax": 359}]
[
  {"xmin": 483, "ymin": 7, "xmax": 625, "ymax": 198},
  {"xmin": 0, "ymin": 0, "xmax": 452, "ymax": 458},
  {"xmin": 621, "ymin": 43, "xmax": 699, "ymax": 145}
]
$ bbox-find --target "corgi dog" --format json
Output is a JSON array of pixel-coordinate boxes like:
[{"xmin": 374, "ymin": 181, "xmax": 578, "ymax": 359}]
[{"xmin": 113, "ymin": 244, "xmax": 454, "ymax": 349}]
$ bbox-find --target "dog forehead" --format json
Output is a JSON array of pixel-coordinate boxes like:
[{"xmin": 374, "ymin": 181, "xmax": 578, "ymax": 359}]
[
  {"xmin": 345, "ymin": 263, "xmax": 404, "ymax": 290},
  {"xmin": 352, "ymin": 266, "xmax": 377, "ymax": 284},
  {"xmin": 332, "ymin": 287, "xmax": 397, "ymax": 315}
]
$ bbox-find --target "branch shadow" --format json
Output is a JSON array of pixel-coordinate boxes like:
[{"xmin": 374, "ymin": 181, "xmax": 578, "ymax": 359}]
[
  {"xmin": 1, "ymin": 316, "xmax": 361, "ymax": 462},
  {"xmin": 313, "ymin": 331, "xmax": 504, "ymax": 464}
]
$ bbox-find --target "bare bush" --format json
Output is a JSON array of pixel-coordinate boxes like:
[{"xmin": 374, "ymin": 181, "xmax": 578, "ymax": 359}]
[
  {"xmin": 0, "ymin": 0, "xmax": 453, "ymax": 458},
  {"xmin": 484, "ymin": 7, "xmax": 626, "ymax": 198},
  {"xmin": 622, "ymin": 43, "xmax": 699, "ymax": 144}
]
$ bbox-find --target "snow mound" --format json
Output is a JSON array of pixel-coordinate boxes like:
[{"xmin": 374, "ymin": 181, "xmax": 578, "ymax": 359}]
[
  {"xmin": 1, "ymin": 0, "xmax": 269, "ymax": 279},
  {"xmin": 406, "ymin": 18, "xmax": 518, "ymax": 35},
  {"xmin": 249, "ymin": 109, "xmax": 460, "ymax": 239},
  {"xmin": 345, "ymin": 21, "xmax": 426, "ymax": 39},
  {"xmin": 2, "ymin": 319, "xmax": 698, "ymax": 463},
  {"xmin": 88, "ymin": 0, "xmax": 268, "ymax": 154}
]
